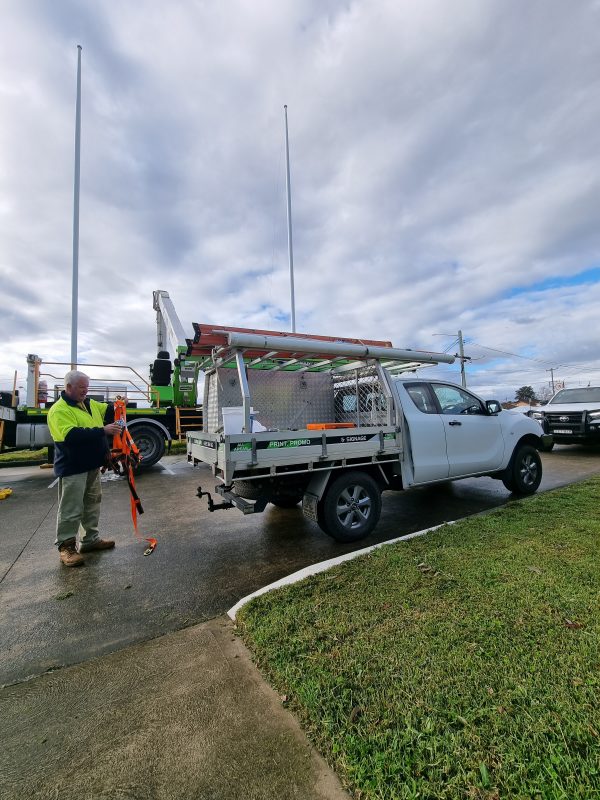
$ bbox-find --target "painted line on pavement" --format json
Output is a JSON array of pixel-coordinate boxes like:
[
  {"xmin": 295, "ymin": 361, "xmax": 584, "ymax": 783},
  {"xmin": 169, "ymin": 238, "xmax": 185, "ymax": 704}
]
[
  {"xmin": 227, "ymin": 520, "xmax": 457, "ymax": 620},
  {"xmin": 47, "ymin": 478, "xmax": 59, "ymax": 489}
]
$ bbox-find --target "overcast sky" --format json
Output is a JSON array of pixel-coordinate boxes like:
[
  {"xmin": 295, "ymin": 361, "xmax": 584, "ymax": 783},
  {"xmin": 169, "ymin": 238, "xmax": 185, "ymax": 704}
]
[{"xmin": 1, "ymin": 0, "xmax": 600, "ymax": 403}]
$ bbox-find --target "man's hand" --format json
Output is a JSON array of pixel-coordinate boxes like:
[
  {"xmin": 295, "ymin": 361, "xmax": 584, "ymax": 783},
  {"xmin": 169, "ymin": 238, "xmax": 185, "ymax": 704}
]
[{"xmin": 104, "ymin": 423, "xmax": 122, "ymax": 435}]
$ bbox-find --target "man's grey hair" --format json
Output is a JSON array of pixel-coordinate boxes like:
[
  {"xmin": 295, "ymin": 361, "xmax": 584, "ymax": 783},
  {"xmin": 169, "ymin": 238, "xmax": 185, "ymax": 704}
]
[{"xmin": 64, "ymin": 369, "xmax": 89, "ymax": 387}]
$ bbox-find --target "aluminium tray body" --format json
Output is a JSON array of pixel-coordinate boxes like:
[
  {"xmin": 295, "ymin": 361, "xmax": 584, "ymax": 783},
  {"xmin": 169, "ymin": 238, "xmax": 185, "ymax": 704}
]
[{"xmin": 188, "ymin": 425, "xmax": 402, "ymax": 485}]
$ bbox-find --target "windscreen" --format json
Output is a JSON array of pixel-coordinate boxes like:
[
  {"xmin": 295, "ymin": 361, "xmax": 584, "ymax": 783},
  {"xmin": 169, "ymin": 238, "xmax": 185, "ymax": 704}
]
[{"xmin": 549, "ymin": 388, "xmax": 600, "ymax": 404}]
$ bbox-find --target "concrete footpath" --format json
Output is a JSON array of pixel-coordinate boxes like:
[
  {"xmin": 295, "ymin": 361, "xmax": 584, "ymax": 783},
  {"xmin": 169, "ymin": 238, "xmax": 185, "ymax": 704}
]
[{"xmin": 0, "ymin": 615, "xmax": 350, "ymax": 800}]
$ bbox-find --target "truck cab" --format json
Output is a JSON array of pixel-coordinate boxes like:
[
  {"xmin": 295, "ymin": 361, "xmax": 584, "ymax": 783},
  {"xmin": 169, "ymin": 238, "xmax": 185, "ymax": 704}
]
[{"xmin": 393, "ymin": 378, "xmax": 549, "ymax": 486}]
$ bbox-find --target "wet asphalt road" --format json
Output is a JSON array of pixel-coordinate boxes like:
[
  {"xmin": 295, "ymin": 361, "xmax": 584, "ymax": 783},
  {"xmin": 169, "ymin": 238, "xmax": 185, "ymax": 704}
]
[{"xmin": 1, "ymin": 445, "xmax": 599, "ymax": 686}]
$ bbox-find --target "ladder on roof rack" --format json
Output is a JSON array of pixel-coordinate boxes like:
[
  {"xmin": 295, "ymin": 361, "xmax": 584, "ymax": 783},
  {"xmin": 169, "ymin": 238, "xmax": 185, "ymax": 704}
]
[{"xmin": 186, "ymin": 325, "xmax": 455, "ymax": 374}]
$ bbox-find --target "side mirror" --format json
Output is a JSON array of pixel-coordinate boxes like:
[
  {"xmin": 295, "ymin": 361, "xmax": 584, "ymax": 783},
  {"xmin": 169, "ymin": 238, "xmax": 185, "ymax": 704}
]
[{"xmin": 486, "ymin": 400, "xmax": 502, "ymax": 415}]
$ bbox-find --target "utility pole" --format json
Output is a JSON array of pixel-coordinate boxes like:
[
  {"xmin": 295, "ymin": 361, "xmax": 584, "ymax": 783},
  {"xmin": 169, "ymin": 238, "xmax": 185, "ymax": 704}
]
[
  {"xmin": 458, "ymin": 329, "xmax": 466, "ymax": 388},
  {"xmin": 547, "ymin": 367, "xmax": 556, "ymax": 394},
  {"xmin": 432, "ymin": 332, "xmax": 471, "ymax": 386}
]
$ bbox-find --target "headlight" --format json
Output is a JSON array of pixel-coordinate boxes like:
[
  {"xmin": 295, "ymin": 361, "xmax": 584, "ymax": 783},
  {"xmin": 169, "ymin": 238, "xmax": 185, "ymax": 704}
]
[
  {"xmin": 588, "ymin": 410, "xmax": 600, "ymax": 420},
  {"xmin": 531, "ymin": 412, "xmax": 544, "ymax": 420}
]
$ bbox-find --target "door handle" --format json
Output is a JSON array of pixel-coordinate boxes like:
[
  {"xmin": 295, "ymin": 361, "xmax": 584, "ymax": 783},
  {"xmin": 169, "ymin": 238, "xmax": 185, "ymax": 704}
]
[{"xmin": 448, "ymin": 420, "xmax": 462, "ymax": 426}]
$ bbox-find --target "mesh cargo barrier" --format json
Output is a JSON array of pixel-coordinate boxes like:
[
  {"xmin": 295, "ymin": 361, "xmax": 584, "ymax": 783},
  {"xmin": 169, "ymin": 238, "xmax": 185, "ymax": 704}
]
[
  {"xmin": 333, "ymin": 364, "xmax": 390, "ymax": 428},
  {"xmin": 202, "ymin": 364, "xmax": 392, "ymax": 432}
]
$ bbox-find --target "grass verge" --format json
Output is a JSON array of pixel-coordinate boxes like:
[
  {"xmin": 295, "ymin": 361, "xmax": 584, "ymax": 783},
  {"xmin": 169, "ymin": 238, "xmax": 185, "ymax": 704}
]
[
  {"xmin": 239, "ymin": 478, "xmax": 600, "ymax": 799},
  {"xmin": 0, "ymin": 447, "xmax": 48, "ymax": 464},
  {"xmin": 169, "ymin": 439, "xmax": 187, "ymax": 454},
  {"xmin": 0, "ymin": 440, "xmax": 187, "ymax": 465}
]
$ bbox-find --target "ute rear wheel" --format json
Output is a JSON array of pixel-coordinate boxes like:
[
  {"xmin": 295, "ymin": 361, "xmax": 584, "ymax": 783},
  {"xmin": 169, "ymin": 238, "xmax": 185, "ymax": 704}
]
[
  {"xmin": 318, "ymin": 471, "xmax": 381, "ymax": 543},
  {"xmin": 502, "ymin": 444, "xmax": 542, "ymax": 495},
  {"xmin": 130, "ymin": 424, "xmax": 165, "ymax": 468}
]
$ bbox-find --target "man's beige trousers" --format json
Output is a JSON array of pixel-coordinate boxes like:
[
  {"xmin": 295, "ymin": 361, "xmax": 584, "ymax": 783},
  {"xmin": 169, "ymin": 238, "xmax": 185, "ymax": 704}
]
[{"xmin": 55, "ymin": 469, "xmax": 102, "ymax": 547}]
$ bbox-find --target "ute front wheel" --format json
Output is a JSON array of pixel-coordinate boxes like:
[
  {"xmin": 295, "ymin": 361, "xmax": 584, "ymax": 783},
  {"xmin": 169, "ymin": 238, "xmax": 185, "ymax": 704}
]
[
  {"xmin": 318, "ymin": 471, "xmax": 381, "ymax": 543},
  {"xmin": 502, "ymin": 444, "xmax": 542, "ymax": 495}
]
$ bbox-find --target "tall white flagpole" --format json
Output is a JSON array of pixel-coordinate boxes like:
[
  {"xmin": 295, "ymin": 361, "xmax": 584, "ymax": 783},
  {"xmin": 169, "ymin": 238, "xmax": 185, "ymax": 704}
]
[
  {"xmin": 284, "ymin": 105, "xmax": 296, "ymax": 333},
  {"xmin": 71, "ymin": 45, "xmax": 82, "ymax": 369}
]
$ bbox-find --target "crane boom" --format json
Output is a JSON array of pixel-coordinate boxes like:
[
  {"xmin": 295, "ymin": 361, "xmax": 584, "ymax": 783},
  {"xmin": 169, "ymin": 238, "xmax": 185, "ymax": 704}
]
[
  {"xmin": 153, "ymin": 289, "xmax": 190, "ymax": 358},
  {"xmin": 151, "ymin": 290, "xmax": 199, "ymax": 408}
]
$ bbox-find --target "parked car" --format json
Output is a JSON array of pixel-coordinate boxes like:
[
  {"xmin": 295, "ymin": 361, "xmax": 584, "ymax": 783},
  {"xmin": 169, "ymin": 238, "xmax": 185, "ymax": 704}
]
[{"xmin": 529, "ymin": 387, "xmax": 600, "ymax": 449}]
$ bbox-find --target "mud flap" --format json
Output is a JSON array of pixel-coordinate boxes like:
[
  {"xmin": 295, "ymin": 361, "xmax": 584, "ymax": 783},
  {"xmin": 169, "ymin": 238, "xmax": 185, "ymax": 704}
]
[
  {"xmin": 302, "ymin": 492, "xmax": 319, "ymax": 523},
  {"xmin": 302, "ymin": 470, "xmax": 331, "ymax": 523}
]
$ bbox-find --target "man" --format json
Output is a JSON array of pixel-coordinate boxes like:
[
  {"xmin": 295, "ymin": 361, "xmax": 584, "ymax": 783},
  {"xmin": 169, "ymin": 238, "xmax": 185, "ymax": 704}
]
[{"xmin": 47, "ymin": 370, "xmax": 121, "ymax": 567}]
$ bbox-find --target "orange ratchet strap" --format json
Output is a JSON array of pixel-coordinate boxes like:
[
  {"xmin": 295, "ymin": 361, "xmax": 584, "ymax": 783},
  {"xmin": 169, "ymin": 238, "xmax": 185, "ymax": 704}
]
[{"xmin": 108, "ymin": 398, "xmax": 145, "ymax": 537}]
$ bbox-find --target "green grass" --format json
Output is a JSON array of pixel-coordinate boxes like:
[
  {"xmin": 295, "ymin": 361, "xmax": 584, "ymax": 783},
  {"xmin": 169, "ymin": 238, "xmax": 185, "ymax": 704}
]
[
  {"xmin": 0, "ymin": 447, "xmax": 48, "ymax": 463},
  {"xmin": 0, "ymin": 440, "xmax": 188, "ymax": 463},
  {"xmin": 169, "ymin": 439, "xmax": 187, "ymax": 454},
  {"xmin": 239, "ymin": 479, "xmax": 600, "ymax": 799}
]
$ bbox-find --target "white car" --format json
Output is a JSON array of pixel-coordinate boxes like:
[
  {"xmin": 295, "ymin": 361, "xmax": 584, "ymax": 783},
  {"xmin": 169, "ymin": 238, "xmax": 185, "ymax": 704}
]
[{"xmin": 530, "ymin": 387, "xmax": 600, "ymax": 448}]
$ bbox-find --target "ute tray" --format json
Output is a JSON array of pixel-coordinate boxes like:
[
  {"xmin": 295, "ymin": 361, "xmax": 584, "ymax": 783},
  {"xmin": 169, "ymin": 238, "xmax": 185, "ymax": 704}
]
[{"xmin": 188, "ymin": 425, "xmax": 402, "ymax": 486}]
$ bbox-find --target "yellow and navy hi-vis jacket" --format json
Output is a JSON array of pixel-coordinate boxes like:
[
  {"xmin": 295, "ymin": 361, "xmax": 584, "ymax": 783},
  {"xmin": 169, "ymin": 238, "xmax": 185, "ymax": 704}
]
[{"xmin": 47, "ymin": 392, "xmax": 114, "ymax": 477}]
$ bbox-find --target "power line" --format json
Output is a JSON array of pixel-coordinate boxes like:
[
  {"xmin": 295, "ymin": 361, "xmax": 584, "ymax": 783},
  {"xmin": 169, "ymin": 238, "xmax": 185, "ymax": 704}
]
[
  {"xmin": 435, "ymin": 336, "xmax": 600, "ymax": 388},
  {"xmin": 467, "ymin": 342, "xmax": 556, "ymax": 365}
]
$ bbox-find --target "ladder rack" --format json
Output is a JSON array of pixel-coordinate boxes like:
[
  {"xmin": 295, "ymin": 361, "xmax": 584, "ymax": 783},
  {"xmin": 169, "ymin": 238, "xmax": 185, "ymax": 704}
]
[
  {"xmin": 187, "ymin": 324, "xmax": 455, "ymax": 374},
  {"xmin": 189, "ymin": 324, "xmax": 456, "ymax": 436}
]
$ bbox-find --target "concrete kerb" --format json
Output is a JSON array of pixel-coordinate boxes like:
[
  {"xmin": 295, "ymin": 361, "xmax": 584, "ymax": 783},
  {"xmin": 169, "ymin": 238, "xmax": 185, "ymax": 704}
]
[{"xmin": 228, "ymin": 520, "xmax": 456, "ymax": 620}]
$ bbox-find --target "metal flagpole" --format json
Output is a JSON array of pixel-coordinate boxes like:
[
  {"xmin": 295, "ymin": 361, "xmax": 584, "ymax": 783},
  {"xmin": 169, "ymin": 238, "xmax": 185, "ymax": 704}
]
[
  {"xmin": 71, "ymin": 45, "xmax": 82, "ymax": 369},
  {"xmin": 284, "ymin": 105, "xmax": 296, "ymax": 333}
]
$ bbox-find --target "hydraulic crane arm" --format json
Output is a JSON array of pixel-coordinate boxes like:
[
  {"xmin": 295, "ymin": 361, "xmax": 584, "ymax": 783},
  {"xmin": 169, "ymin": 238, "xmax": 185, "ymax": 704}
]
[
  {"xmin": 151, "ymin": 290, "xmax": 200, "ymax": 408},
  {"xmin": 152, "ymin": 290, "xmax": 190, "ymax": 358}
]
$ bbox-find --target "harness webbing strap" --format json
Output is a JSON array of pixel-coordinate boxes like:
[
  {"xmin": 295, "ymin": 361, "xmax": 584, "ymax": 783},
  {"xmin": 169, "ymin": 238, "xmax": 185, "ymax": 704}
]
[{"xmin": 109, "ymin": 399, "xmax": 144, "ymax": 535}]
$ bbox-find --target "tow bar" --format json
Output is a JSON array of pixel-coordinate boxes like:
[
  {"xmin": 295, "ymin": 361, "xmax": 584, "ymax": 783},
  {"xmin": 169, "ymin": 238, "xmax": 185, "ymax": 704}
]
[{"xmin": 197, "ymin": 485, "xmax": 269, "ymax": 515}]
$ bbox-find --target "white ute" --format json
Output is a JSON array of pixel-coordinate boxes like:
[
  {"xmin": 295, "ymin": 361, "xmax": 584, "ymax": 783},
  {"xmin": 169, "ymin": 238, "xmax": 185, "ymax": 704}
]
[{"xmin": 188, "ymin": 326, "xmax": 552, "ymax": 542}]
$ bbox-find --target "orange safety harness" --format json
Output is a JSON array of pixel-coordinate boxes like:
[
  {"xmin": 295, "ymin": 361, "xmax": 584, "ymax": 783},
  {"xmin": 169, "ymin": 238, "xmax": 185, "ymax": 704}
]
[{"xmin": 107, "ymin": 398, "xmax": 156, "ymax": 555}]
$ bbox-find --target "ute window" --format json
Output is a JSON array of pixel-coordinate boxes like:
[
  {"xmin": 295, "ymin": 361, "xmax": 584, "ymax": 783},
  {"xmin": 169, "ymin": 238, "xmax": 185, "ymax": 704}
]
[
  {"xmin": 550, "ymin": 388, "xmax": 600, "ymax": 404},
  {"xmin": 431, "ymin": 384, "xmax": 485, "ymax": 415}
]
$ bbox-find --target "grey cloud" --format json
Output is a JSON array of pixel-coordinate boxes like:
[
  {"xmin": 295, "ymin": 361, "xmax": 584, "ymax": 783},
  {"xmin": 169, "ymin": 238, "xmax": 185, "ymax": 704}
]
[{"xmin": 2, "ymin": 0, "xmax": 600, "ymax": 395}]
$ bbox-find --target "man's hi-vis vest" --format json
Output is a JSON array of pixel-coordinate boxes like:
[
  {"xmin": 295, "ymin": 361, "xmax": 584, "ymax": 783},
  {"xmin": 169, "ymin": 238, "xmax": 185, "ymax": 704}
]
[
  {"xmin": 48, "ymin": 395, "xmax": 109, "ymax": 477},
  {"xmin": 48, "ymin": 397, "xmax": 108, "ymax": 442}
]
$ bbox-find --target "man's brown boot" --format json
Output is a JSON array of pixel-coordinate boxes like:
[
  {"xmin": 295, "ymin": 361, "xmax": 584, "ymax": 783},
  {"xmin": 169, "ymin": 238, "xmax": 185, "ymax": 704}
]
[{"xmin": 59, "ymin": 539, "xmax": 85, "ymax": 567}]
